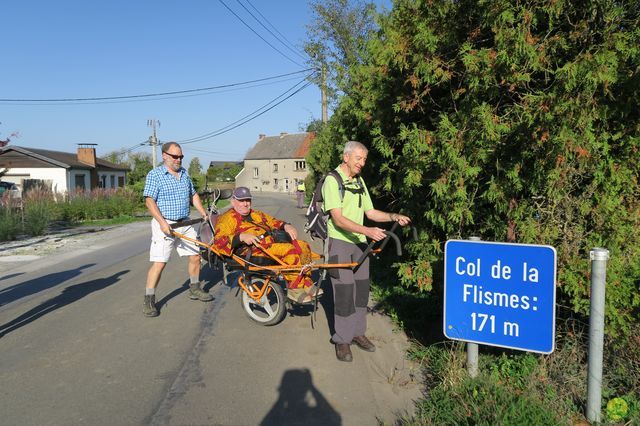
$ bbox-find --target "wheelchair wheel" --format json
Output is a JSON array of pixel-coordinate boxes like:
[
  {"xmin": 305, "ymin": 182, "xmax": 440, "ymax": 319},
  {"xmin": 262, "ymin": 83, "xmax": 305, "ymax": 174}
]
[{"xmin": 240, "ymin": 277, "xmax": 287, "ymax": 326}]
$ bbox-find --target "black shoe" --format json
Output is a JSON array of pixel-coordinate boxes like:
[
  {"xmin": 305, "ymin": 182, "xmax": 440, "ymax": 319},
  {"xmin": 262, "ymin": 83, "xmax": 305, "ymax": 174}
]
[
  {"xmin": 352, "ymin": 335, "xmax": 376, "ymax": 352},
  {"xmin": 335, "ymin": 343, "xmax": 353, "ymax": 362},
  {"xmin": 143, "ymin": 295, "xmax": 159, "ymax": 317}
]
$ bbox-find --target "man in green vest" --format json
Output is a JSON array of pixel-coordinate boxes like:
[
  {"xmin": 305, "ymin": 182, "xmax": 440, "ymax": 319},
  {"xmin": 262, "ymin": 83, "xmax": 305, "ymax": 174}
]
[{"xmin": 322, "ymin": 141, "xmax": 411, "ymax": 362}]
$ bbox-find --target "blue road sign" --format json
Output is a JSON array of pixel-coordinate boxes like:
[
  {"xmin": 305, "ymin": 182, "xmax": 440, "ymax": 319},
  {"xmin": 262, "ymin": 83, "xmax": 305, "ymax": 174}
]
[{"xmin": 444, "ymin": 240, "xmax": 557, "ymax": 354}]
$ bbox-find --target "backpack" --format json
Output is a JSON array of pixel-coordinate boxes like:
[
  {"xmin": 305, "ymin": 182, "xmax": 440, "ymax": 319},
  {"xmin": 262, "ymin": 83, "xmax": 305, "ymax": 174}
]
[{"xmin": 304, "ymin": 170, "xmax": 363, "ymax": 240}]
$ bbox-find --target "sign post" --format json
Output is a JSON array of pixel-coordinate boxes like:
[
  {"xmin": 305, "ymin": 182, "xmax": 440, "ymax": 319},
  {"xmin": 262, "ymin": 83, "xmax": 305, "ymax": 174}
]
[{"xmin": 444, "ymin": 240, "xmax": 557, "ymax": 354}]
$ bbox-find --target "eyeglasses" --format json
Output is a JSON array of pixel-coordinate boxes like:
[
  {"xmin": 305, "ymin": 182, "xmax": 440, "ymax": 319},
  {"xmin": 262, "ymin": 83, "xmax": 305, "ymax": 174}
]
[{"xmin": 163, "ymin": 152, "xmax": 184, "ymax": 160}]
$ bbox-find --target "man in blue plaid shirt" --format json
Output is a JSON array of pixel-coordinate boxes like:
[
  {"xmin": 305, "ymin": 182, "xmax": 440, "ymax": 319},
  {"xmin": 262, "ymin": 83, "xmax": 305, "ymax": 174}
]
[{"xmin": 142, "ymin": 142, "xmax": 211, "ymax": 317}]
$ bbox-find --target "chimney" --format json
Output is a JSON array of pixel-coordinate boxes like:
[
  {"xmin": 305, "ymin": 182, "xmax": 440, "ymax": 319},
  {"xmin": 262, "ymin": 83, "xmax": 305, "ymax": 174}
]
[
  {"xmin": 258, "ymin": 134, "xmax": 266, "ymax": 141},
  {"xmin": 77, "ymin": 143, "xmax": 99, "ymax": 189},
  {"xmin": 77, "ymin": 143, "xmax": 97, "ymax": 167}
]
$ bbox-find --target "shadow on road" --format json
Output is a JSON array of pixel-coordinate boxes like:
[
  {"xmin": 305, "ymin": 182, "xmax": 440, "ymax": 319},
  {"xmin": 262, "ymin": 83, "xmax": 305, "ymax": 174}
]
[
  {"xmin": 155, "ymin": 264, "xmax": 225, "ymax": 311},
  {"xmin": 0, "ymin": 264, "xmax": 96, "ymax": 307},
  {"xmin": 0, "ymin": 270, "xmax": 128, "ymax": 338},
  {"xmin": 260, "ymin": 368, "xmax": 341, "ymax": 426},
  {"xmin": 0, "ymin": 272, "xmax": 24, "ymax": 283}
]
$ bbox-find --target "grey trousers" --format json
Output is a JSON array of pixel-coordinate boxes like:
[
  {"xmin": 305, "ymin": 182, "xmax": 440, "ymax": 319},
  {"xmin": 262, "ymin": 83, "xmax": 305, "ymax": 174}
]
[{"xmin": 328, "ymin": 238, "xmax": 370, "ymax": 344}]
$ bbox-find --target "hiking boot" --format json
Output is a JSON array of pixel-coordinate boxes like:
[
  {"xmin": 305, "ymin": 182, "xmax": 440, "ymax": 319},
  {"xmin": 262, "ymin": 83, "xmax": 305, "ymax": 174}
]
[
  {"xmin": 335, "ymin": 343, "xmax": 353, "ymax": 362},
  {"xmin": 352, "ymin": 335, "xmax": 376, "ymax": 352},
  {"xmin": 143, "ymin": 295, "xmax": 158, "ymax": 317},
  {"xmin": 189, "ymin": 282, "xmax": 213, "ymax": 302}
]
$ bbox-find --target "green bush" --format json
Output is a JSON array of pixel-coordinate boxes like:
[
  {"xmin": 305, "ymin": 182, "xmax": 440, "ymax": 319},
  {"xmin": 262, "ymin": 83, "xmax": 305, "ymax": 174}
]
[
  {"xmin": 23, "ymin": 199, "xmax": 52, "ymax": 236},
  {"xmin": 0, "ymin": 205, "xmax": 21, "ymax": 241}
]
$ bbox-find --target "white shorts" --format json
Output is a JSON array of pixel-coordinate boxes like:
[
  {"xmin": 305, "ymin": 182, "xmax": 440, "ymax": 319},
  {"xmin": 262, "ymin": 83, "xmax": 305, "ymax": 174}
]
[{"xmin": 149, "ymin": 218, "xmax": 199, "ymax": 263}]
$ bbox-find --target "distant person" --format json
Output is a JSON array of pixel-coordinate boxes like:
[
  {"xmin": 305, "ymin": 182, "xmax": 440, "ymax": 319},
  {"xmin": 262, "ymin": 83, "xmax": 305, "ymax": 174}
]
[
  {"xmin": 296, "ymin": 180, "xmax": 306, "ymax": 208},
  {"xmin": 213, "ymin": 187, "xmax": 322, "ymax": 303},
  {"xmin": 323, "ymin": 141, "xmax": 411, "ymax": 362},
  {"xmin": 142, "ymin": 142, "xmax": 212, "ymax": 317}
]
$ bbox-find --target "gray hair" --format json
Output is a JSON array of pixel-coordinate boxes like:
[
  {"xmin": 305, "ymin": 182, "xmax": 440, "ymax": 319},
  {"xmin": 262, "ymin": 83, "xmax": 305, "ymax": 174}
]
[
  {"xmin": 161, "ymin": 141, "xmax": 181, "ymax": 153},
  {"xmin": 343, "ymin": 140, "xmax": 368, "ymax": 155}
]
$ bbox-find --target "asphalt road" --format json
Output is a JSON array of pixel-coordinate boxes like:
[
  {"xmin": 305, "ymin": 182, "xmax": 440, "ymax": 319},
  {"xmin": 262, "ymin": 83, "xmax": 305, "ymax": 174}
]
[{"xmin": 0, "ymin": 192, "xmax": 420, "ymax": 425}]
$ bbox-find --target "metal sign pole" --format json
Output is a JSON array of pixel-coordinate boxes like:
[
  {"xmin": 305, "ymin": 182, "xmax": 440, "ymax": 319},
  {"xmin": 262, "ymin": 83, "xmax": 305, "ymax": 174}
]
[
  {"xmin": 586, "ymin": 248, "xmax": 609, "ymax": 423},
  {"xmin": 466, "ymin": 236, "xmax": 481, "ymax": 378}
]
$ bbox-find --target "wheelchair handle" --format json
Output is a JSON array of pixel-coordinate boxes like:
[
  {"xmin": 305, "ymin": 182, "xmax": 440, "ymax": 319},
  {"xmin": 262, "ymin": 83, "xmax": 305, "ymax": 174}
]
[{"xmin": 355, "ymin": 222, "xmax": 402, "ymax": 268}]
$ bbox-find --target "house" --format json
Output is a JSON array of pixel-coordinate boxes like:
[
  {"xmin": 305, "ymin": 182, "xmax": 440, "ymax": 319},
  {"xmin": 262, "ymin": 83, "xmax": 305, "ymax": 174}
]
[
  {"xmin": 0, "ymin": 144, "xmax": 129, "ymax": 193},
  {"xmin": 235, "ymin": 132, "xmax": 313, "ymax": 193}
]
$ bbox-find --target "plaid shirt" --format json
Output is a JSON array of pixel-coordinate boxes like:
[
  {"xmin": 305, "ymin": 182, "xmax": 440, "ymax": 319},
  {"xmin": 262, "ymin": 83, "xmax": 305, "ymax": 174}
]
[{"xmin": 143, "ymin": 165, "xmax": 196, "ymax": 220}]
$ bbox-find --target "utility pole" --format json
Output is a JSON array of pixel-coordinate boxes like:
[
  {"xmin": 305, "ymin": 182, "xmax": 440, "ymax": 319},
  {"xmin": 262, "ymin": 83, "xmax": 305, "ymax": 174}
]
[
  {"xmin": 321, "ymin": 65, "xmax": 328, "ymax": 124},
  {"xmin": 147, "ymin": 119, "xmax": 160, "ymax": 166}
]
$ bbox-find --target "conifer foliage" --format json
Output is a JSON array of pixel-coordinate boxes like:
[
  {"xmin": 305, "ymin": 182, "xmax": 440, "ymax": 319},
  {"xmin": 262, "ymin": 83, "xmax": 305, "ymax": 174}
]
[{"xmin": 308, "ymin": 0, "xmax": 640, "ymax": 335}]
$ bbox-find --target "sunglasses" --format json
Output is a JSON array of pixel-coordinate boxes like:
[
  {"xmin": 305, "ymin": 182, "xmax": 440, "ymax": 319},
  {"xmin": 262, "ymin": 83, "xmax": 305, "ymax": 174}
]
[{"xmin": 163, "ymin": 152, "xmax": 184, "ymax": 160}]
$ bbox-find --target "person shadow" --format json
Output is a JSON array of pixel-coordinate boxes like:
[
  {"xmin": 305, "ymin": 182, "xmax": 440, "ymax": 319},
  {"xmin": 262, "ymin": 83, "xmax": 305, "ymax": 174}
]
[
  {"xmin": 0, "ymin": 270, "xmax": 128, "ymax": 338},
  {"xmin": 260, "ymin": 368, "xmax": 341, "ymax": 426},
  {"xmin": 0, "ymin": 264, "xmax": 95, "ymax": 308},
  {"xmin": 154, "ymin": 263, "xmax": 225, "ymax": 311}
]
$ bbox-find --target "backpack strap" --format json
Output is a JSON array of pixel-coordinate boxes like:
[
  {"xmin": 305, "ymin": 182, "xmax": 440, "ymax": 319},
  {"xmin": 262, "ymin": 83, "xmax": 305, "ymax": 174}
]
[{"xmin": 326, "ymin": 169, "xmax": 345, "ymax": 201}]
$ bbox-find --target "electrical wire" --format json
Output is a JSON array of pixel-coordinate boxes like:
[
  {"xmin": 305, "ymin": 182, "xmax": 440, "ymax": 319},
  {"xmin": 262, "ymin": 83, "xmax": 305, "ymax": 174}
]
[
  {"xmin": 235, "ymin": 0, "xmax": 307, "ymax": 61},
  {"xmin": 178, "ymin": 77, "xmax": 314, "ymax": 145},
  {"xmin": 0, "ymin": 69, "xmax": 312, "ymax": 103},
  {"xmin": 244, "ymin": 0, "xmax": 303, "ymax": 58},
  {"xmin": 218, "ymin": 0, "xmax": 303, "ymax": 67}
]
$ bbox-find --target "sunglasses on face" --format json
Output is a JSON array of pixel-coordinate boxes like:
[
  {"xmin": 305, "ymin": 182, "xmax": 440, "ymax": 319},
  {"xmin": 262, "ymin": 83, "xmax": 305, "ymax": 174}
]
[{"xmin": 163, "ymin": 152, "xmax": 184, "ymax": 160}]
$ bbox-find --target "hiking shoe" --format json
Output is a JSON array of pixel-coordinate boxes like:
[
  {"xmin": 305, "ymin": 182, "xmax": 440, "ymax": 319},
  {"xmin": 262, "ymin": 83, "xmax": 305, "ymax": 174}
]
[
  {"xmin": 143, "ymin": 295, "xmax": 159, "ymax": 317},
  {"xmin": 335, "ymin": 343, "xmax": 353, "ymax": 362},
  {"xmin": 352, "ymin": 335, "xmax": 376, "ymax": 352},
  {"xmin": 189, "ymin": 283, "xmax": 213, "ymax": 302}
]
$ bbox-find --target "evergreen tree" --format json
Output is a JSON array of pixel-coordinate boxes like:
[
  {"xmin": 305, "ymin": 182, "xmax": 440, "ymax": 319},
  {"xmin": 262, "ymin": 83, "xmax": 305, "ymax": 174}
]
[{"xmin": 311, "ymin": 0, "xmax": 640, "ymax": 335}]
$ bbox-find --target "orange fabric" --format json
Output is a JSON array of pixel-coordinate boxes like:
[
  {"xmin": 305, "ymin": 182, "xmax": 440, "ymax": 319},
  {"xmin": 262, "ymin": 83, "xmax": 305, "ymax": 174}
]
[{"xmin": 214, "ymin": 208, "xmax": 313, "ymax": 289}]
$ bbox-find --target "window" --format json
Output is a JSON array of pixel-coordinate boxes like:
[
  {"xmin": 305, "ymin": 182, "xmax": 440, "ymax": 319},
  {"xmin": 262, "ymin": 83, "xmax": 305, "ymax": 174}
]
[
  {"xmin": 110, "ymin": 175, "xmax": 115, "ymax": 188},
  {"xmin": 295, "ymin": 161, "xmax": 306, "ymax": 171},
  {"xmin": 118, "ymin": 176, "xmax": 125, "ymax": 187},
  {"xmin": 75, "ymin": 174, "xmax": 86, "ymax": 190},
  {"xmin": 99, "ymin": 175, "xmax": 106, "ymax": 188},
  {"xmin": 273, "ymin": 163, "xmax": 278, "ymax": 172},
  {"xmin": 253, "ymin": 167, "xmax": 259, "ymax": 178}
]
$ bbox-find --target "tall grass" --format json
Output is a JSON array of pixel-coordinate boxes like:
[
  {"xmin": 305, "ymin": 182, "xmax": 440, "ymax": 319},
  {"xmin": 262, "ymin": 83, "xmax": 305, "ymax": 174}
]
[
  {"xmin": 370, "ymin": 268, "xmax": 640, "ymax": 424},
  {"xmin": 0, "ymin": 187, "xmax": 144, "ymax": 241},
  {"xmin": 0, "ymin": 204, "xmax": 21, "ymax": 241}
]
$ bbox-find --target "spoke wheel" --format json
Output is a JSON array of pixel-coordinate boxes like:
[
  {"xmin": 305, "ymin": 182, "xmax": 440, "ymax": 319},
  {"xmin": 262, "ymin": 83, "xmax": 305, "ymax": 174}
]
[{"xmin": 241, "ymin": 277, "xmax": 287, "ymax": 326}]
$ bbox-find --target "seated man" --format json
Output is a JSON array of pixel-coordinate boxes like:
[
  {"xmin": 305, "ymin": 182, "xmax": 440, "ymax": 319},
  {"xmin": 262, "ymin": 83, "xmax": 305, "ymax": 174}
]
[{"xmin": 213, "ymin": 187, "xmax": 321, "ymax": 303}]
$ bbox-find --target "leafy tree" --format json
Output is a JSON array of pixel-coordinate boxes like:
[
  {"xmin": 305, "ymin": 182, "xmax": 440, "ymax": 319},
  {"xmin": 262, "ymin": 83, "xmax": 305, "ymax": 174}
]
[
  {"xmin": 100, "ymin": 150, "xmax": 127, "ymax": 166},
  {"xmin": 206, "ymin": 162, "xmax": 242, "ymax": 182},
  {"xmin": 188, "ymin": 157, "xmax": 202, "ymax": 177},
  {"xmin": 304, "ymin": 0, "xmax": 379, "ymax": 105},
  {"xmin": 126, "ymin": 152, "xmax": 153, "ymax": 187},
  {"xmin": 309, "ymin": 0, "xmax": 640, "ymax": 336}
]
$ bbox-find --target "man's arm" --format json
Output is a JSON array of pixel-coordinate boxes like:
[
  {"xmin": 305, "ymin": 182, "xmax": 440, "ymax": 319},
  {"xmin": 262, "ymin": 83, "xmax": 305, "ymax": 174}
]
[
  {"xmin": 365, "ymin": 209, "xmax": 411, "ymax": 226},
  {"xmin": 329, "ymin": 208, "xmax": 387, "ymax": 241},
  {"xmin": 191, "ymin": 192, "xmax": 207, "ymax": 218},
  {"xmin": 145, "ymin": 197, "xmax": 171, "ymax": 235}
]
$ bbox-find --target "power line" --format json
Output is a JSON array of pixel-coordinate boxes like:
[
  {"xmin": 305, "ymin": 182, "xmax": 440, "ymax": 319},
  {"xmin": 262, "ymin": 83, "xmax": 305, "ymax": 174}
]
[
  {"xmin": 0, "ymin": 69, "xmax": 312, "ymax": 103},
  {"xmin": 218, "ymin": 0, "xmax": 303, "ymax": 67},
  {"xmin": 244, "ymin": 0, "xmax": 303, "ymax": 57},
  {"xmin": 0, "ymin": 74, "xmax": 310, "ymax": 106},
  {"xmin": 177, "ymin": 76, "xmax": 312, "ymax": 144},
  {"xmin": 235, "ymin": 0, "xmax": 307, "ymax": 61},
  {"xmin": 178, "ymin": 76, "xmax": 314, "ymax": 145}
]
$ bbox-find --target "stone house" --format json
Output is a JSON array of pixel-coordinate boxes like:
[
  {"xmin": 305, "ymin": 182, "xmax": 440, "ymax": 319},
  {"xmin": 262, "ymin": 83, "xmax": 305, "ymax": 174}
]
[{"xmin": 235, "ymin": 132, "xmax": 313, "ymax": 193}]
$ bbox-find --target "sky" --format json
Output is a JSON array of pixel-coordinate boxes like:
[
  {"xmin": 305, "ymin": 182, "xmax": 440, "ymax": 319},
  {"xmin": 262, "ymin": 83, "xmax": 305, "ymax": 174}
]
[{"xmin": 1, "ymin": 0, "xmax": 342, "ymax": 167}]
